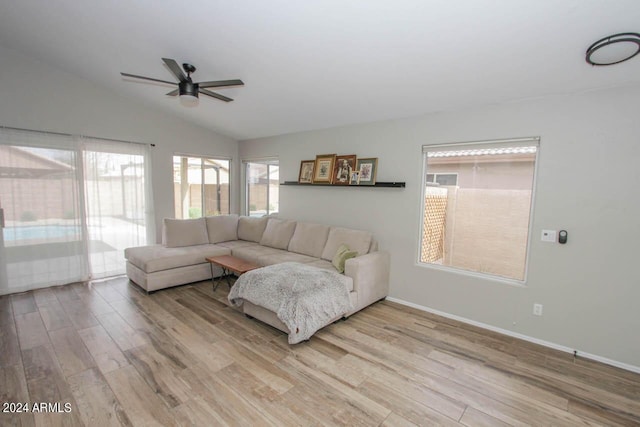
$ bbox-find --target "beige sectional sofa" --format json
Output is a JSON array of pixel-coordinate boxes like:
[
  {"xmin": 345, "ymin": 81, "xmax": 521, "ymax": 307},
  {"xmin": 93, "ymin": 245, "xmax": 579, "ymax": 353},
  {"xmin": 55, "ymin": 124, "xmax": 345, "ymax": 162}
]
[{"xmin": 124, "ymin": 215, "xmax": 390, "ymax": 321}]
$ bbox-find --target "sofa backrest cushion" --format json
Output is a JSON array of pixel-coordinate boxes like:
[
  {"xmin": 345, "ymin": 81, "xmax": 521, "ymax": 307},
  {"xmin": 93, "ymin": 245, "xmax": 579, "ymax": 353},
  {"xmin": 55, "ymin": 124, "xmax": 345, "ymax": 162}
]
[
  {"xmin": 206, "ymin": 214, "xmax": 239, "ymax": 244},
  {"xmin": 163, "ymin": 218, "xmax": 209, "ymax": 248},
  {"xmin": 321, "ymin": 227, "xmax": 373, "ymax": 261},
  {"xmin": 288, "ymin": 222, "xmax": 330, "ymax": 258},
  {"xmin": 237, "ymin": 216, "xmax": 269, "ymax": 243},
  {"xmin": 259, "ymin": 218, "xmax": 297, "ymax": 250}
]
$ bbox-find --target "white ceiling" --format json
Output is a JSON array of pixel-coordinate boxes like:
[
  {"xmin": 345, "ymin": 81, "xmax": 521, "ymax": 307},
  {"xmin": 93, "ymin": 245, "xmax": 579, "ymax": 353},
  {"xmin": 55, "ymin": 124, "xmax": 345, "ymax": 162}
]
[{"xmin": 0, "ymin": 0, "xmax": 639, "ymax": 141}]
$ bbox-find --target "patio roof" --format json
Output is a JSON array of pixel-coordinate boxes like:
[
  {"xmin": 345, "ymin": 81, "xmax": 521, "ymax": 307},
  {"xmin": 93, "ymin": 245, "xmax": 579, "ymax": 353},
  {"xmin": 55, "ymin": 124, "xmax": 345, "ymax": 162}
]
[{"xmin": 0, "ymin": 145, "xmax": 73, "ymax": 178}]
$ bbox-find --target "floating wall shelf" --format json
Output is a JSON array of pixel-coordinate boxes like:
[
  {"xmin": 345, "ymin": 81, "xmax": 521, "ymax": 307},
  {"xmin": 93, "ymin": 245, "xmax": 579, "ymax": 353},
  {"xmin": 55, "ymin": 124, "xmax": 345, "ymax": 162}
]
[{"xmin": 281, "ymin": 181, "xmax": 405, "ymax": 188}]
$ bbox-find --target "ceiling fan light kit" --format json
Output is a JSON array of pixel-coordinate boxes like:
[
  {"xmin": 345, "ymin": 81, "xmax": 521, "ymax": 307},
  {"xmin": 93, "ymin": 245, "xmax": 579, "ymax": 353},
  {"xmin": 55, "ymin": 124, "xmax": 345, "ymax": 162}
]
[
  {"xmin": 585, "ymin": 32, "xmax": 640, "ymax": 66},
  {"xmin": 121, "ymin": 58, "xmax": 243, "ymax": 106},
  {"xmin": 179, "ymin": 80, "xmax": 199, "ymax": 106}
]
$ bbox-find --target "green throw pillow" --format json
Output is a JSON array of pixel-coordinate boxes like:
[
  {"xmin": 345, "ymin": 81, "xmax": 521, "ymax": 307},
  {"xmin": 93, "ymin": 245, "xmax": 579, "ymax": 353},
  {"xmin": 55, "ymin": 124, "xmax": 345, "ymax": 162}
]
[{"xmin": 332, "ymin": 244, "xmax": 358, "ymax": 273}]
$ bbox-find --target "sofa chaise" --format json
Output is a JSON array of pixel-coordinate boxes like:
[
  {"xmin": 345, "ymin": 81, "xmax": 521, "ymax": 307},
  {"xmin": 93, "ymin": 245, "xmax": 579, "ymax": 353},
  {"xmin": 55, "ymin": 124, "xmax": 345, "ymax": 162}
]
[{"xmin": 124, "ymin": 215, "xmax": 390, "ymax": 332}]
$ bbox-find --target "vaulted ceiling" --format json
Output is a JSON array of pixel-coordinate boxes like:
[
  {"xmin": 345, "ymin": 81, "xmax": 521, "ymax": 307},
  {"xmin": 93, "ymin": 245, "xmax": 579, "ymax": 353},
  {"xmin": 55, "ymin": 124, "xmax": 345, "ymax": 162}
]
[{"xmin": 0, "ymin": 0, "xmax": 638, "ymax": 140}]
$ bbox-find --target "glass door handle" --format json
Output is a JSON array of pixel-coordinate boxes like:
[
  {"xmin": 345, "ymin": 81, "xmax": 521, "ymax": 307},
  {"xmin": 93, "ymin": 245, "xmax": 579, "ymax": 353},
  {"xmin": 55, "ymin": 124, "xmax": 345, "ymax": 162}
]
[{"xmin": 0, "ymin": 208, "xmax": 4, "ymax": 228}]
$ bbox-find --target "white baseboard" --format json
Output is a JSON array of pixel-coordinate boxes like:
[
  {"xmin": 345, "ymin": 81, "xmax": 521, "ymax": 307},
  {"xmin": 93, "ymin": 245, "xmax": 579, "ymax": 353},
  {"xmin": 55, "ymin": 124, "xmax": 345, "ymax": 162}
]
[{"xmin": 386, "ymin": 297, "xmax": 640, "ymax": 375}]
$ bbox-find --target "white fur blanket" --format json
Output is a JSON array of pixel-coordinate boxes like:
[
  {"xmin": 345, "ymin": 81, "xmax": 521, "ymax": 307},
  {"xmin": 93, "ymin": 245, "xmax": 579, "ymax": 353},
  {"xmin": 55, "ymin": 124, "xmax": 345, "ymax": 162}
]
[{"xmin": 228, "ymin": 262, "xmax": 353, "ymax": 344}]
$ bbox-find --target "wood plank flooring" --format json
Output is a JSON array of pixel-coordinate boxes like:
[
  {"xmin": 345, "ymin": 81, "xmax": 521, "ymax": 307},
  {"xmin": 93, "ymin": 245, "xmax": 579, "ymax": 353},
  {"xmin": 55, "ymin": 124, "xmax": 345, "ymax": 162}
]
[{"xmin": 1, "ymin": 277, "xmax": 639, "ymax": 426}]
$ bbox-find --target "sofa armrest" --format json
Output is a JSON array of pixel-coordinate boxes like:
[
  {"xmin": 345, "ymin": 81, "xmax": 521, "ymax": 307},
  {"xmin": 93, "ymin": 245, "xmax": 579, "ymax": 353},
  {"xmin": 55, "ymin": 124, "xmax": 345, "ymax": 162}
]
[{"xmin": 344, "ymin": 251, "xmax": 390, "ymax": 313}]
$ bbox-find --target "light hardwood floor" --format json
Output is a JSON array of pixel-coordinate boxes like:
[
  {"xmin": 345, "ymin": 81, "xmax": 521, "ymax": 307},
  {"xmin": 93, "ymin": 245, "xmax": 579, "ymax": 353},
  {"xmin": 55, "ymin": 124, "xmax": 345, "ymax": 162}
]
[{"xmin": 1, "ymin": 276, "xmax": 639, "ymax": 426}]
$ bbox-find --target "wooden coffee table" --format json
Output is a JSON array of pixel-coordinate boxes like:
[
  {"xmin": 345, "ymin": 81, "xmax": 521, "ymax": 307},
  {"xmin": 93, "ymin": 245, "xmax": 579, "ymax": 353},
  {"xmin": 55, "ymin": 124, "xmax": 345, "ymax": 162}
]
[{"xmin": 206, "ymin": 255, "xmax": 260, "ymax": 291}]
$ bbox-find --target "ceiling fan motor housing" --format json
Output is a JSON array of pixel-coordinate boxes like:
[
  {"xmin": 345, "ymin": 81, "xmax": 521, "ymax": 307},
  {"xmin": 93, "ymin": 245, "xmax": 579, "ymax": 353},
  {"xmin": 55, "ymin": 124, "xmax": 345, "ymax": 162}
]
[{"xmin": 179, "ymin": 80, "xmax": 199, "ymax": 98}]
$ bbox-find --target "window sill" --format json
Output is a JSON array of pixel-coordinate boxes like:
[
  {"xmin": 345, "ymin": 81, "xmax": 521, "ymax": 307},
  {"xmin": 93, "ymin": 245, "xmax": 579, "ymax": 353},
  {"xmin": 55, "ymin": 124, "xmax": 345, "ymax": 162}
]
[{"xmin": 416, "ymin": 261, "xmax": 528, "ymax": 288}]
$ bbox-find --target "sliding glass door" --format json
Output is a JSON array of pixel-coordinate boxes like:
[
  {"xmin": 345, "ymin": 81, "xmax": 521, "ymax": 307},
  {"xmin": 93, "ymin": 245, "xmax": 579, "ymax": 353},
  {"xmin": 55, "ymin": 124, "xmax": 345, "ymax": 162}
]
[
  {"xmin": 84, "ymin": 140, "xmax": 153, "ymax": 279},
  {"xmin": 0, "ymin": 138, "xmax": 88, "ymax": 294},
  {"xmin": 0, "ymin": 128, "xmax": 153, "ymax": 294}
]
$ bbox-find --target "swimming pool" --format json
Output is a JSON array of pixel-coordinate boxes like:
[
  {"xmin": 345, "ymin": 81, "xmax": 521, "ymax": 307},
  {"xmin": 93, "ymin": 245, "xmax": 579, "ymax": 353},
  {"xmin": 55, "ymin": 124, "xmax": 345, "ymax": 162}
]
[{"xmin": 2, "ymin": 225, "xmax": 81, "ymax": 242}]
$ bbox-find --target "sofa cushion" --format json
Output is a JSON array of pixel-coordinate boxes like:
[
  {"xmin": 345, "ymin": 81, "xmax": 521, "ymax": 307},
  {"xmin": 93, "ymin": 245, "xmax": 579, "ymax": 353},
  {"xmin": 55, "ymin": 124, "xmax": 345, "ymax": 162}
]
[
  {"xmin": 237, "ymin": 216, "xmax": 268, "ymax": 243},
  {"xmin": 287, "ymin": 222, "xmax": 330, "ymax": 258},
  {"xmin": 231, "ymin": 244, "xmax": 285, "ymax": 266},
  {"xmin": 332, "ymin": 244, "xmax": 358, "ymax": 274},
  {"xmin": 163, "ymin": 218, "xmax": 209, "ymax": 248},
  {"xmin": 216, "ymin": 240, "xmax": 257, "ymax": 250},
  {"xmin": 258, "ymin": 252, "xmax": 318, "ymax": 266},
  {"xmin": 260, "ymin": 218, "xmax": 297, "ymax": 250},
  {"xmin": 321, "ymin": 227, "xmax": 373, "ymax": 261},
  {"xmin": 304, "ymin": 259, "xmax": 337, "ymax": 271},
  {"xmin": 206, "ymin": 214, "xmax": 239, "ymax": 243},
  {"xmin": 125, "ymin": 244, "xmax": 230, "ymax": 273},
  {"xmin": 301, "ymin": 260, "xmax": 353, "ymax": 292}
]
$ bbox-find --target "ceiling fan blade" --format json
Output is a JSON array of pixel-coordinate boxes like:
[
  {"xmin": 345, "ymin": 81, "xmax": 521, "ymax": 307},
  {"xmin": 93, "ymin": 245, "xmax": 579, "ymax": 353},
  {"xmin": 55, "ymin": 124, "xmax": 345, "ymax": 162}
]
[
  {"xmin": 197, "ymin": 79, "xmax": 244, "ymax": 88},
  {"xmin": 162, "ymin": 58, "xmax": 187, "ymax": 82},
  {"xmin": 166, "ymin": 89, "xmax": 179, "ymax": 96},
  {"xmin": 120, "ymin": 72, "xmax": 176, "ymax": 85},
  {"xmin": 199, "ymin": 88, "xmax": 233, "ymax": 102}
]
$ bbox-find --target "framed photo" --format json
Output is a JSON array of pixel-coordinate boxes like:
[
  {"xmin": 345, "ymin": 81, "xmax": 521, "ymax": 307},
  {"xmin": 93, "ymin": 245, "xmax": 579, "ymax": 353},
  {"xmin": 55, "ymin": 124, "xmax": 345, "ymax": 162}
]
[
  {"xmin": 356, "ymin": 157, "xmax": 378, "ymax": 186},
  {"xmin": 332, "ymin": 154, "xmax": 357, "ymax": 185},
  {"xmin": 312, "ymin": 154, "xmax": 336, "ymax": 184},
  {"xmin": 349, "ymin": 171, "xmax": 360, "ymax": 185},
  {"xmin": 298, "ymin": 160, "xmax": 315, "ymax": 184}
]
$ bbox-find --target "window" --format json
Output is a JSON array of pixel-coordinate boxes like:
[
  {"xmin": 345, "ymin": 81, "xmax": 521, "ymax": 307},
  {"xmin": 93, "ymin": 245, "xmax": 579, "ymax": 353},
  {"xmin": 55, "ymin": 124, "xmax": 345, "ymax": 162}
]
[
  {"xmin": 244, "ymin": 159, "xmax": 279, "ymax": 217},
  {"xmin": 426, "ymin": 173, "xmax": 458, "ymax": 186},
  {"xmin": 173, "ymin": 155, "xmax": 230, "ymax": 218},
  {"xmin": 420, "ymin": 138, "xmax": 539, "ymax": 282}
]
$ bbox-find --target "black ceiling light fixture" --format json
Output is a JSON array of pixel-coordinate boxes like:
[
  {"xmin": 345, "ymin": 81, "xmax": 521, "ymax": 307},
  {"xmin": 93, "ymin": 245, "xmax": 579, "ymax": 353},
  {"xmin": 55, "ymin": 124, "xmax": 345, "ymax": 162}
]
[
  {"xmin": 121, "ymin": 58, "xmax": 244, "ymax": 107},
  {"xmin": 177, "ymin": 63, "xmax": 200, "ymax": 106},
  {"xmin": 585, "ymin": 33, "xmax": 640, "ymax": 66}
]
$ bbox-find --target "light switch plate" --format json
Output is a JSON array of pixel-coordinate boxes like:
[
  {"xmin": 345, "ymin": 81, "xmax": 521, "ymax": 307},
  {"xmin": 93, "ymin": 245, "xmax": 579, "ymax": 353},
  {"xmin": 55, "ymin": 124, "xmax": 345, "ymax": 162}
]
[{"xmin": 541, "ymin": 229, "xmax": 556, "ymax": 242}]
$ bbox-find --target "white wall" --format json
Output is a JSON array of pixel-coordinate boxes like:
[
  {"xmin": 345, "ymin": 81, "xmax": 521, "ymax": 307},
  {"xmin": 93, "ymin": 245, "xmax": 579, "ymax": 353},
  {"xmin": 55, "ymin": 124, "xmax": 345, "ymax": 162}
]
[
  {"xmin": 0, "ymin": 46, "xmax": 239, "ymax": 240},
  {"xmin": 240, "ymin": 84, "xmax": 640, "ymax": 369}
]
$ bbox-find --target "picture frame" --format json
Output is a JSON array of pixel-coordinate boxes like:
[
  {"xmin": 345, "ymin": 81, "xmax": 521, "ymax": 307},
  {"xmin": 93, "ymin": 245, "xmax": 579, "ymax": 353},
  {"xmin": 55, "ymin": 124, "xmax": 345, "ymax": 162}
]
[
  {"xmin": 332, "ymin": 154, "xmax": 357, "ymax": 185},
  {"xmin": 355, "ymin": 157, "xmax": 378, "ymax": 186},
  {"xmin": 312, "ymin": 154, "xmax": 336, "ymax": 184},
  {"xmin": 349, "ymin": 171, "xmax": 360, "ymax": 185},
  {"xmin": 298, "ymin": 160, "xmax": 315, "ymax": 184}
]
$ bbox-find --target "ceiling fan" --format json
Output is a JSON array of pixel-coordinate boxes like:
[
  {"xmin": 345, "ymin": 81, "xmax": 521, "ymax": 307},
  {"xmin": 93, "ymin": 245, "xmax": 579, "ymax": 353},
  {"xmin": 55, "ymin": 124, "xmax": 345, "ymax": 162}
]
[{"xmin": 120, "ymin": 58, "xmax": 243, "ymax": 104}]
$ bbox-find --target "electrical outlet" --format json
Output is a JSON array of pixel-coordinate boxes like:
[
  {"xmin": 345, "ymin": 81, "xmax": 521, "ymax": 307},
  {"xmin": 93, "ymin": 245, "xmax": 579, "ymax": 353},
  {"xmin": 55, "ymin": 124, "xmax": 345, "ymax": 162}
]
[{"xmin": 533, "ymin": 303, "xmax": 543, "ymax": 316}]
